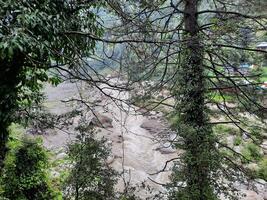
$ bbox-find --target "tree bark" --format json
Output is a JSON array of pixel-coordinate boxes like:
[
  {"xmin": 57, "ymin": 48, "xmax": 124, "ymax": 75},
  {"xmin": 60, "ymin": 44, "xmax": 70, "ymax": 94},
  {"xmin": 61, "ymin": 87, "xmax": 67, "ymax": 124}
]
[
  {"xmin": 0, "ymin": 54, "xmax": 24, "ymax": 173},
  {"xmin": 177, "ymin": 0, "xmax": 215, "ymax": 199}
]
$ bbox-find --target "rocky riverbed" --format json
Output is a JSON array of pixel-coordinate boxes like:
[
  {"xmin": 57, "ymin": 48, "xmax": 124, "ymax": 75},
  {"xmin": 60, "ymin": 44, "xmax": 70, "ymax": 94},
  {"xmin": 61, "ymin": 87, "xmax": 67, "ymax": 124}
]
[{"xmin": 35, "ymin": 79, "xmax": 266, "ymax": 200}]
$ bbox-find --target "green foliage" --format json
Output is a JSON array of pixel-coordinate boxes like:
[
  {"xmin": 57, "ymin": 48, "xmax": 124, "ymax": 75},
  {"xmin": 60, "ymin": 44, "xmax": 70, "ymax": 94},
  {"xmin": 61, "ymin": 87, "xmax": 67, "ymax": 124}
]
[
  {"xmin": 260, "ymin": 67, "xmax": 267, "ymax": 82},
  {"xmin": 169, "ymin": 186, "xmax": 218, "ymax": 200},
  {"xmin": 257, "ymin": 158, "xmax": 267, "ymax": 181},
  {"xmin": 241, "ymin": 142, "xmax": 263, "ymax": 163},
  {"xmin": 1, "ymin": 135, "xmax": 60, "ymax": 200},
  {"xmin": 6, "ymin": 123, "xmax": 25, "ymax": 149},
  {"xmin": 63, "ymin": 129, "xmax": 117, "ymax": 200},
  {"xmin": 213, "ymin": 125, "xmax": 239, "ymax": 136},
  {"xmin": 211, "ymin": 93, "xmax": 234, "ymax": 103},
  {"xmin": 0, "ymin": 0, "xmax": 102, "ymax": 111},
  {"xmin": 247, "ymin": 126, "xmax": 264, "ymax": 142},
  {"xmin": 233, "ymin": 136, "xmax": 242, "ymax": 146},
  {"xmin": 167, "ymin": 112, "xmax": 180, "ymax": 128},
  {"xmin": 0, "ymin": 0, "xmax": 103, "ymax": 171}
]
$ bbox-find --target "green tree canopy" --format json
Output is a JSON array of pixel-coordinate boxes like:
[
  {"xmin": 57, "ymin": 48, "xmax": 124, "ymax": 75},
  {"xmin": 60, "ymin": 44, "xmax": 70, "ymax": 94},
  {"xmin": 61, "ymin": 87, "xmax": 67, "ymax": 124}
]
[
  {"xmin": 63, "ymin": 130, "xmax": 117, "ymax": 200},
  {"xmin": 0, "ymin": 0, "xmax": 103, "ymax": 171},
  {"xmin": 2, "ymin": 137, "xmax": 58, "ymax": 200}
]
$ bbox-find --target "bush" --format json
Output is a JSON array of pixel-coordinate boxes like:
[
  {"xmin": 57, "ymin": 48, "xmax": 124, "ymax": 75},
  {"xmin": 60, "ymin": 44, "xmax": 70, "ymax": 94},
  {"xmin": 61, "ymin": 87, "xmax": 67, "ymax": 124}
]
[
  {"xmin": 213, "ymin": 125, "xmax": 239, "ymax": 136},
  {"xmin": 233, "ymin": 136, "xmax": 242, "ymax": 146},
  {"xmin": 241, "ymin": 142, "xmax": 263, "ymax": 163},
  {"xmin": 257, "ymin": 158, "xmax": 267, "ymax": 181},
  {"xmin": 1, "ymin": 137, "xmax": 59, "ymax": 200}
]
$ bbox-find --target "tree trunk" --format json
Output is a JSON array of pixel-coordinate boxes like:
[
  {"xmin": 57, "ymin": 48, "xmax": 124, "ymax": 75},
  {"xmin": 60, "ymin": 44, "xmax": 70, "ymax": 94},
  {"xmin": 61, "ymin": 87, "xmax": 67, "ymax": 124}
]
[
  {"xmin": 0, "ymin": 55, "xmax": 24, "ymax": 173},
  {"xmin": 175, "ymin": 0, "xmax": 217, "ymax": 199}
]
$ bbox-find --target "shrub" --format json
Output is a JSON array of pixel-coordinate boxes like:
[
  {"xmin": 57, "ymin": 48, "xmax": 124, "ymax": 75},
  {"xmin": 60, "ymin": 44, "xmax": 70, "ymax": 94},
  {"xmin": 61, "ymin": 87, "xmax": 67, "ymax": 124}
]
[
  {"xmin": 257, "ymin": 158, "xmax": 267, "ymax": 181},
  {"xmin": 241, "ymin": 142, "xmax": 263, "ymax": 163},
  {"xmin": 2, "ymin": 137, "xmax": 59, "ymax": 200},
  {"xmin": 233, "ymin": 136, "xmax": 242, "ymax": 146},
  {"xmin": 214, "ymin": 125, "xmax": 239, "ymax": 136}
]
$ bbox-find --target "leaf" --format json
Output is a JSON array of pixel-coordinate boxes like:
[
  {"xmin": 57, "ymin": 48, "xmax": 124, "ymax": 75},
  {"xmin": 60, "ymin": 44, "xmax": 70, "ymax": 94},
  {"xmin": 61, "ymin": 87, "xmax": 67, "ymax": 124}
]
[{"xmin": 8, "ymin": 46, "xmax": 13, "ymax": 57}]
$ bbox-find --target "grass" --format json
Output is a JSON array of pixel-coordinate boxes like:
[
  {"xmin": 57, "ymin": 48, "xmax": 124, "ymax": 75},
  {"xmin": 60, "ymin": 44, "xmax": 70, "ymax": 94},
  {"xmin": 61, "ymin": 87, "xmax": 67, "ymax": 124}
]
[
  {"xmin": 211, "ymin": 94, "xmax": 234, "ymax": 103},
  {"xmin": 257, "ymin": 158, "xmax": 267, "ymax": 181},
  {"xmin": 241, "ymin": 142, "xmax": 263, "ymax": 163},
  {"xmin": 233, "ymin": 136, "xmax": 242, "ymax": 146},
  {"xmin": 260, "ymin": 66, "xmax": 267, "ymax": 82},
  {"xmin": 213, "ymin": 124, "xmax": 240, "ymax": 136},
  {"xmin": 6, "ymin": 123, "xmax": 25, "ymax": 150}
]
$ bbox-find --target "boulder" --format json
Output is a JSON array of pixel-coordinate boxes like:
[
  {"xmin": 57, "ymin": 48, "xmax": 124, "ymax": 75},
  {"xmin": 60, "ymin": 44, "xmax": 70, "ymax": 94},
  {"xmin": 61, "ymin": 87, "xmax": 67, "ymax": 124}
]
[
  {"xmin": 140, "ymin": 119, "xmax": 165, "ymax": 134},
  {"xmin": 72, "ymin": 116, "xmax": 81, "ymax": 127},
  {"xmin": 106, "ymin": 155, "xmax": 115, "ymax": 165},
  {"xmin": 156, "ymin": 142, "xmax": 176, "ymax": 154},
  {"xmin": 246, "ymin": 163, "xmax": 259, "ymax": 172},
  {"xmin": 56, "ymin": 152, "xmax": 67, "ymax": 160},
  {"xmin": 137, "ymin": 108, "xmax": 149, "ymax": 115},
  {"xmin": 226, "ymin": 135, "xmax": 235, "ymax": 147},
  {"xmin": 157, "ymin": 147, "xmax": 176, "ymax": 154},
  {"xmin": 261, "ymin": 140, "xmax": 267, "ymax": 155},
  {"xmin": 91, "ymin": 113, "xmax": 113, "ymax": 128},
  {"xmin": 254, "ymin": 179, "xmax": 267, "ymax": 193},
  {"xmin": 241, "ymin": 190, "xmax": 264, "ymax": 200},
  {"xmin": 150, "ymin": 111, "xmax": 157, "ymax": 116},
  {"xmin": 233, "ymin": 146, "xmax": 241, "ymax": 154}
]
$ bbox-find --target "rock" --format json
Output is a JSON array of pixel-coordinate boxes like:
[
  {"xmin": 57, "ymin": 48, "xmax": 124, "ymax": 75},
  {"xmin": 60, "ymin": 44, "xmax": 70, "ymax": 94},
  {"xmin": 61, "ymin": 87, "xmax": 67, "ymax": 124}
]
[
  {"xmin": 241, "ymin": 190, "xmax": 264, "ymax": 200},
  {"xmin": 140, "ymin": 119, "xmax": 165, "ymax": 134},
  {"xmin": 138, "ymin": 108, "xmax": 149, "ymax": 115},
  {"xmin": 56, "ymin": 152, "xmax": 67, "ymax": 160},
  {"xmin": 261, "ymin": 140, "xmax": 267, "ymax": 155},
  {"xmin": 233, "ymin": 146, "xmax": 241, "ymax": 154},
  {"xmin": 233, "ymin": 181, "xmax": 248, "ymax": 191},
  {"xmin": 94, "ymin": 99, "xmax": 102, "ymax": 103},
  {"xmin": 51, "ymin": 171, "xmax": 60, "ymax": 178},
  {"xmin": 106, "ymin": 155, "xmax": 115, "ymax": 165},
  {"xmin": 72, "ymin": 116, "xmax": 81, "ymax": 126},
  {"xmin": 107, "ymin": 140, "xmax": 113, "ymax": 146},
  {"xmin": 263, "ymin": 192, "xmax": 267, "ymax": 200},
  {"xmin": 156, "ymin": 112, "xmax": 163, "ymax": 118},
  {"xmin": 157, "ymin": 147, "xmax": 176, "ymax": 154},
  {"xmin": 246, "ymin": 163, "xmax": 259, "ymax": 172},
  {"xmin": 27, "ymin": 128, "xmax": 47, "ymax": 135},
  {"xmin": 91, "ymin": 113, "xmax": 113, "ymax": 128},
  {"xmin": 242, "ymin": 132, "xmax": 250, "ymax": 140},
  {"xmin": 150, "ymin": 111, "xmax": 157, "ymax": 116},
  {"xmin": 254, "ymin": 179, "xmax": 267, "ymax": 193},
  {"xmin": 226, "ymin": 135, "xmax": 235, "ymax": 147},
  {"xmin": 262, "ymin": 132, "xmax": 267, "ymax": 140},
  {"xmin": 156, "ymin": 142, "xmax": 176, "ymax": 154}
]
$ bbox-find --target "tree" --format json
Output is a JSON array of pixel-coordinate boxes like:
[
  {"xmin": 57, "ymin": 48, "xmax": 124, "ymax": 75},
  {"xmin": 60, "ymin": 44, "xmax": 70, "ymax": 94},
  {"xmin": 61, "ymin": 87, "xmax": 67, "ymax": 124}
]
[
  {"xmin": 1, "ymin": 137, "xmax": 58, "ymax": 200},
  {"xmin": 0, "ymin": 0, "xmax": 102, "ymax": 172},
  {"xmin": 63, "ymin": 126, "xmax": 117, "ymax": 200},
  {"xmin": 69, "ymin": 0, "xmax": 267, "ymax": 199}
]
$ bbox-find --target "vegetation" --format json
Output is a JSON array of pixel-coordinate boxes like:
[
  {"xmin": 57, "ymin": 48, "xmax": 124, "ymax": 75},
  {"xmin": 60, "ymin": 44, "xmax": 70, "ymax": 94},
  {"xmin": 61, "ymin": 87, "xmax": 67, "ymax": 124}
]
[
  {"xmin": 0, "ymin": 124, "xmax": 60, "ymax": 200},
  {"xmin": 0, "ymin": 0, "xmax": 266, "ymax": 200},
  {"xmin": 257, "ymin": 158, "xmax": 267, "ymax": 181},
  {"xmin": 260, "ymin": 67, "xmax": 267, "ymax": 82},
  {"xmin": 0, "ymin": 0, "xmax": 102, "ymax": 172},
  {"xmin": 233, "ymin": 136, "xmax": 242, "ymax": 146},
  {"xmin": 102, "ymin": 0, "xmax": 267, "ymax": 199},
  {"xmin": 241, "ymin": 142, "xmax": 263, "ymax": 163},
  {"xmin": 63, "ymin": 127, "xmax": 117, "ymax": 200}
]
